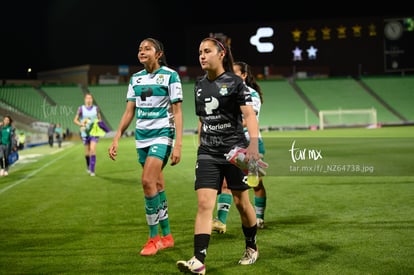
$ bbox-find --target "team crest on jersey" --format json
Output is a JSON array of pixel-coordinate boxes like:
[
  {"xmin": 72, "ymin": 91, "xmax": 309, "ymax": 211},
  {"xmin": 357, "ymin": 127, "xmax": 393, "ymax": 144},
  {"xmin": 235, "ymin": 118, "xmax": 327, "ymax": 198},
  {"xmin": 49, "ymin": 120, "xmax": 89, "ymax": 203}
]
[
  {"xmin": 156, "ymin": 75, "xmax": 165, "ymax": 85},
  {"xmin": 219, "ymin": 85, "xmax": 228, "ymax": 96}
]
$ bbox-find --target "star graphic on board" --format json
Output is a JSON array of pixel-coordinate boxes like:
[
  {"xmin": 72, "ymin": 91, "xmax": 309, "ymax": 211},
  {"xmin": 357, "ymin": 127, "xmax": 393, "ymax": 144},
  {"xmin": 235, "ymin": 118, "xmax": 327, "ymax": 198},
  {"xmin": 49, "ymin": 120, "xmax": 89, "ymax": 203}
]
[
  {"xmin": 321, "ymin": 26, "xmax": 331, "ymax": 40},
  {"xmin": 337, "ymin": 25, "xmax": 347, "ymax": 39},
  {"xmin": 292, "ymin": 29, "xmax": 301, "ymax": 42},
  {"xmin": 292, "ymin": 47, "xmax": 302, "ymax": 61},
  {"xmin": 352, "ymin": 24, "xmax": 362, "ymax": 37},
  {"xmin": 307, "ymin": 46, "xmax": 318, "ymax": 59}
]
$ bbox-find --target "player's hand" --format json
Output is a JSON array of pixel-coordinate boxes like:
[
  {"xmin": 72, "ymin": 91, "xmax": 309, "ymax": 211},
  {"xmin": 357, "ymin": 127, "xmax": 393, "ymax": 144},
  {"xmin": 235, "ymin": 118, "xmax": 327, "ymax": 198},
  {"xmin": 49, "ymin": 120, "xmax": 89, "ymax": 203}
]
[
  {"xmin": 170, "ymin": 146, "xmax": 181, "ymax": 166},
  {"xmin": 108, "ymin": 143, "xmax": 118, "ymax": 161},
  {"xmin": 245, "ymin": 144, "xmax": 260, "ymax": 162}
]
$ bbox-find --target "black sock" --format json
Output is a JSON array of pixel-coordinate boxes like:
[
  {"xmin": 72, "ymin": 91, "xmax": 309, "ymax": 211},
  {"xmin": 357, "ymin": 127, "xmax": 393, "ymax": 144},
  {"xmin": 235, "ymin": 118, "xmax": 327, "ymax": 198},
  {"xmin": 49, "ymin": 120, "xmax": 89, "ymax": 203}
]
[
  {"xmin": 85, "ymin": 156, "xmax": 90, "ymax": 169},
  {"xmin": 242, "ymin": 224, "xmax": 257, "ymax": 250},
  {"xmin": 194, "ymin": 234, "xmax": 210, "ymax": 263}
]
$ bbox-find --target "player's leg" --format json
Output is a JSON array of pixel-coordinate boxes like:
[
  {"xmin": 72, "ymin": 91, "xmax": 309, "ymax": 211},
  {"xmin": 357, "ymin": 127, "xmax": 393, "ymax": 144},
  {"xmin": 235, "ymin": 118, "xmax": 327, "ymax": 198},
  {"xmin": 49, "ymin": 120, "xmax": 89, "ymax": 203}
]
[
  {"xmin": 232, "ymin": 188, "xmax": 259, "ymax": 265},
  {"xmin": 157, "ymin": 171, "xmax": 174, "ymax": 249},
  {"xmin": 253, "ymin": 179, "xmax": 266, "ymax": 228},
  {"xmin": 213, "ymin": 178, "xmax": 232, "ymax": 233},
  {"xmin": 227, "ymin": 165, "xmax": 258, "ymax": 265},
  {"xmin": 0, "ymin": 146, "xmax": 5, "ymax": 176},
  {"xmin": 254, "ymin": 139, "xmax": 267, "ymax": 228},
  {"xmin": 3, "ymin": 147, "xmax": 10, "ymax": 175},
  {"xmin": 88, "ymin": 137, "xmax": 98, "ymax": 176},
  {"xmin": 140, "ymin": 144, "xmax": 172, "ymax": 255},
  {"xmin": 177, "ymin": 158, "xmax": 220, "ymax": 274},
  {"xmin": 177, "ymin": 188, "xmax": 216, "ymax": 274},
  {"xmin": 83, "ymin": 137, "xmax": 91, "ymax": 173},
  {"xmin": 139, "ymin": 152, "xmax": 164, "ymax": 256}
]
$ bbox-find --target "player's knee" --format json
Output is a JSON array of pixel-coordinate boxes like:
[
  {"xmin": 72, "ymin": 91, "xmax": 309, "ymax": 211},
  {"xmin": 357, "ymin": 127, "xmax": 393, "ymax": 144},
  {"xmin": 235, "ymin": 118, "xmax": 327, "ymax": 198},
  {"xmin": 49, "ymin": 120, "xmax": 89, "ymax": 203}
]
[{"xmin": 234, "ymin": 199, "xmax": 250, "ymax": 214}]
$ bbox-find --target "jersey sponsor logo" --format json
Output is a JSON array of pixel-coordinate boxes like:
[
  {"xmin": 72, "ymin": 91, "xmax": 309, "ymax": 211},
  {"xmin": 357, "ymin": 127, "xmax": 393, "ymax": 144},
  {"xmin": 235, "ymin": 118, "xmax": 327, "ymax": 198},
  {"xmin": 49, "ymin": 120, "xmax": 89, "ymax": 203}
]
[
  {"xmin": 204, "ymin": 96, "xmax": 219, "ymax": 115},
  {"xmin": 140, "ymin": 88, "xmax": 153, "ymax": 101},
  {"xmin": 137, "ymin": 109, "xmax": 160, "ymax": 117},
  {"xmin": 205, "ymin": 115, "xmax": 222, "ymax": 120},
  {"xmin": 139, "ymin": 101, "xmax": 153, "ymax": 107},
  {"xmin": 202, "ymin": 122, "xmax": 231, "ymax": 132}
]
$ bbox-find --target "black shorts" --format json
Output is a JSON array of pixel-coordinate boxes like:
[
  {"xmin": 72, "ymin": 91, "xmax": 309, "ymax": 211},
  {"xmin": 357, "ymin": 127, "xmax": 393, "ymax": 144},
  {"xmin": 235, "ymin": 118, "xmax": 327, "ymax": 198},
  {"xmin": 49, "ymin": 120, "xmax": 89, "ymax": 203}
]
[{"xmin": 195, "ymin": 154, "xmax": 249, "ymax": 191}]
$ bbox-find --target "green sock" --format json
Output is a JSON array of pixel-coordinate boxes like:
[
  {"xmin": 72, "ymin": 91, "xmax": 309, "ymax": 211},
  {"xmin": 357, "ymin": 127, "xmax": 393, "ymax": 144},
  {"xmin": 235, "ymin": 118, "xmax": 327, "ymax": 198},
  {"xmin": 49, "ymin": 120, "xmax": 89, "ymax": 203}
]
[
  {"xmin": 254, "ymin": 196, "xmax": 267, "ymax": 220},
  {"xmin": 144, "ymin": 194, "xmax": 160, "ymax": 238},
  {"xmin": 217, "ymin": 193, "xmax": 233, "ymax": 224},
  {"xmin": 158, "ymin": 190, "xmax": 171, "ymax": 236}
]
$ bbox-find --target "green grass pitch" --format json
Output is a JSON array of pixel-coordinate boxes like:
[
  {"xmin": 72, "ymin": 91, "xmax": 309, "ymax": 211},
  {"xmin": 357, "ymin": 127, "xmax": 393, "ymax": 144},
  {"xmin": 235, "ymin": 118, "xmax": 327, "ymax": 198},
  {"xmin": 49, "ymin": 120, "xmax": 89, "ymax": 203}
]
[{"xmin": 0, "ymin": 127, "xmax": 413, "ymax": 274}]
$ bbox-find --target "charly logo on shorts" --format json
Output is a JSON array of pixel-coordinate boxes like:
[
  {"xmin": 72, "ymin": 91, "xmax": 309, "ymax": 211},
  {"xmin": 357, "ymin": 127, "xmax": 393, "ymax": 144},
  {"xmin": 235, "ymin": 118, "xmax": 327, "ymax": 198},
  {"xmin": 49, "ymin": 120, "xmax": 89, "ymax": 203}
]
[{"xmin": 151, "ymin": 146, "xmax": 158, "ymax": 153}]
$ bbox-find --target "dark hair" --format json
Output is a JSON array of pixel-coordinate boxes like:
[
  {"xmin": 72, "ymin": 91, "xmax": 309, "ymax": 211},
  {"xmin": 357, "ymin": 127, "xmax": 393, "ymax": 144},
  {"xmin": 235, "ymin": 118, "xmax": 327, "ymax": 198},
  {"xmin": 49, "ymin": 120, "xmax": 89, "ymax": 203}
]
[
  {"xmin": 84, "ymin": 92, "xmax": 93, "ymax": 98},
  {"xmin": 3, "ymin": 115, "xmax": 13, "ymax": 124},
  {"xmin": 201, "ymin": 37, "xmax": 234, "ymax": 73},
  {"xmin": 143, "ymin": 37, "xmax": 168, "ymax": 66},
  {"xmin": 234, "ymin": 61, "xmax": 264, "ymax": 104}
]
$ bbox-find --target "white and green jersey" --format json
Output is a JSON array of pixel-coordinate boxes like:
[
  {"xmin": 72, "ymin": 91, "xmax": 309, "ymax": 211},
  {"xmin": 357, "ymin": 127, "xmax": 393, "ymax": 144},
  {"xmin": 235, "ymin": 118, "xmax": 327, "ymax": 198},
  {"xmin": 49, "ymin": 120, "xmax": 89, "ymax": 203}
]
[
  {"xmin": 127, "ymin": 66, "xmax": 183, "ymax": 148},
  {"xmin": 244, "ymin": 86, "xmax": 262, "ymax": 140}
]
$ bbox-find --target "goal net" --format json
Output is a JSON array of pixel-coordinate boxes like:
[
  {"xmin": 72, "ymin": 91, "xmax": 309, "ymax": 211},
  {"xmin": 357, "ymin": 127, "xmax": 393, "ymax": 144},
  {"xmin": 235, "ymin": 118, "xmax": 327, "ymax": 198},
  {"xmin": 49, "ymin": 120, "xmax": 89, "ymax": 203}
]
[{"xmin": 319, "ymin": 108, "xmax": 377, "ymax": 130}]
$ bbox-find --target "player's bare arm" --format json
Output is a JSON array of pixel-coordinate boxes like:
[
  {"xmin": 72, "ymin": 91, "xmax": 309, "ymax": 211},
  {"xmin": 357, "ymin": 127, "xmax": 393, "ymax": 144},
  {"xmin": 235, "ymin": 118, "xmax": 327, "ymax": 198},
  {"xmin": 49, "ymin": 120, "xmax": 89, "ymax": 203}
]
[
  {"xmin": 108, "ymin": 101, "xmax": 135, "ymax": 161},
  {"xmin": 170, "ymin": 101, "xmax": 183, "ymax": 166},
  {"xmin": 240, "ymin": 105, "xmax": 260, "ymax": 161}
]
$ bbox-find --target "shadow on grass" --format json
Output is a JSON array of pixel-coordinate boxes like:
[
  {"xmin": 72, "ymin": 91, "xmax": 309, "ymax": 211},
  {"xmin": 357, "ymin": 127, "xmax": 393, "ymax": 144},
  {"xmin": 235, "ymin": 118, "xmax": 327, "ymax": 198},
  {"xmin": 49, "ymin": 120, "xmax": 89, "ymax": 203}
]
[
  {"xmin": 273, "ymin": 215, "xmax": 323, "ymax": 225},
  {"xmin": 96, "ymin": 174, "xmax": 137, "ymax": 186}
]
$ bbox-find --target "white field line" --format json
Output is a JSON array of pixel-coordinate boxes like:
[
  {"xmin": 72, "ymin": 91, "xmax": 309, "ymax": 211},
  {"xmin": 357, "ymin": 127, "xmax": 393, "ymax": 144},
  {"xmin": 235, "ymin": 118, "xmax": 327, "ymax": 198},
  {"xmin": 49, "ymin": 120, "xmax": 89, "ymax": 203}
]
[{"xmin": 0, "ymin": 150, "xmax": 73, "ymax": 195}]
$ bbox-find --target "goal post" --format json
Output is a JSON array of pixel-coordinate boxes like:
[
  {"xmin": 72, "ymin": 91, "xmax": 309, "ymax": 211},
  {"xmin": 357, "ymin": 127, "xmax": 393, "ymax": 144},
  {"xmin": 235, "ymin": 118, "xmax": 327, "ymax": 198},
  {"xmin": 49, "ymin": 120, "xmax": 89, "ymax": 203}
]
[{"xmin": 319, "ymin": 108, "xmax": 377, "ymax": 130}]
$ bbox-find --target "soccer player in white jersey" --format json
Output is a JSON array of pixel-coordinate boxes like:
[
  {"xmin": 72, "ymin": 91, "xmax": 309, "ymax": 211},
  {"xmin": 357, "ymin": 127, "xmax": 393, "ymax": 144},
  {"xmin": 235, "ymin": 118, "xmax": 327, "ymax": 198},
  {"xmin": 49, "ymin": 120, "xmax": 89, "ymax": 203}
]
[
  {"xmin": 177, "ymin": 37, "xmax": 260, "ymax": 274},
  {"xmin": 73, "ymin": 93, "xmax": 102, "ymax": 176},
  {"xmin": 108, "ymin": 38, "xmax": 183, "ymax": 256},
  {"xmin": 212, "ymin": 61, "xmax": 268, "ymax": 234}
]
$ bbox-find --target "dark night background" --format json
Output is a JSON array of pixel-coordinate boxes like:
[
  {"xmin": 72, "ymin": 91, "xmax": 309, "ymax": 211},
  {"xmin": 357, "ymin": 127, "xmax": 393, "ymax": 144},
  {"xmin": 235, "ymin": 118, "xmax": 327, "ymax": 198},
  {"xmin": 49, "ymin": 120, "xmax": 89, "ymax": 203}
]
[{"xmin": 1, "ymin": 1, "xmax": 410, "ymax": 79}]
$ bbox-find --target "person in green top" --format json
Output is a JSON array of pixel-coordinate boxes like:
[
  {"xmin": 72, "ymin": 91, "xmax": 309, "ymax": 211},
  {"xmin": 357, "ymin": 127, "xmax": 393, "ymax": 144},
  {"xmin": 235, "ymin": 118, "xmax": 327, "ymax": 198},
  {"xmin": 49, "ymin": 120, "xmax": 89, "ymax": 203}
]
[
  {"xmin": 55, "ymin": 123, "xmax": 63, "ymax": 148},
  {"xmin": 0, "ymin": 115, "xmax": 17, "ymax": 176}
]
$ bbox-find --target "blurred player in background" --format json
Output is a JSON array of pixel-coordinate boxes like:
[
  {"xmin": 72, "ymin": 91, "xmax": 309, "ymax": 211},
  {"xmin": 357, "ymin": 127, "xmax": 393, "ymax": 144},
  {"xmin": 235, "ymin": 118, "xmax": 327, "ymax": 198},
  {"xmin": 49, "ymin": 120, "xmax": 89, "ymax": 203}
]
[
  {"xmin": 212, "ymin": 61, "xmax": 267, "ymax": 233},
  {"xmin": 47, "ymin": 123, "xmax": 55, "ymax": 147},
  {"xmin": 177, "ymin": 37, "xmax": 260, "ymax": 274},
  {"xmin": 73, "ymin": 92, "xmax": 102, "ymax": 176},
  {"xmin": 55, "ymin": 123, "xmax": 63, "ymax": 148},
  {"xmin": 108, "ymin": 38, "xmax": 183, "ymax": 256},
  {"xmin": 0, "ymin": 115, "xmax": 17, "ymax": 176}
]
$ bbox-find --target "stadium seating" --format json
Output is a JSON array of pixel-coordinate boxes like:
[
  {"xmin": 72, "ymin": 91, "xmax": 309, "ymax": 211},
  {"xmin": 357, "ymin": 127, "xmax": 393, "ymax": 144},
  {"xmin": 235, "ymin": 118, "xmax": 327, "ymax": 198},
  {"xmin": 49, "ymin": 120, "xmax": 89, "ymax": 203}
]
[
  {"xmin": 40, "ymin": 84, "xmax": 85, "ymax": 133},
  {"xmin": 1, "ymin": 75, "xmax": 413, "ymax": 136},
  {"xmin": 259, "ymin": 80, "xmax": 320, "ymax": 129},
  {"xmin": 1, "ymin": 85, "xmax": 46, "ymax": 120},
  {"xmin": 86, "ymin": 84, "xmax": 133, "ymax": 132},
  {"xmin": 360, "ymin": 76, "xmax": 414, "ymax": 122},
  {"xmin": 295, "ymin": 77, "xmax": 403, "ymax": 124}
]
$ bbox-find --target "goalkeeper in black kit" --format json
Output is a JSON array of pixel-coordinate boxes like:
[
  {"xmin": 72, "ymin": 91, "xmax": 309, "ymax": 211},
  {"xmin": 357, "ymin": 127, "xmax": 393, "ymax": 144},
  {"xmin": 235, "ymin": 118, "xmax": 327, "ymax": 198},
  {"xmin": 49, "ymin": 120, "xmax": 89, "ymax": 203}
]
[{"xmin": 177, "ymin": 36, "xmax": 262, "ymax": 274}]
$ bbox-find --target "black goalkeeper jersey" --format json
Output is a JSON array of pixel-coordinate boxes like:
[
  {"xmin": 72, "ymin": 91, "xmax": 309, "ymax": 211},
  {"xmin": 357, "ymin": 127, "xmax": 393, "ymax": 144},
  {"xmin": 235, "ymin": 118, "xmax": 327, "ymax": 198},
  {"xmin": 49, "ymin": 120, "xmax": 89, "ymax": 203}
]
[{"xmin": 195, "ymin": 72, "xmax": 253, "ymax": 156}]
